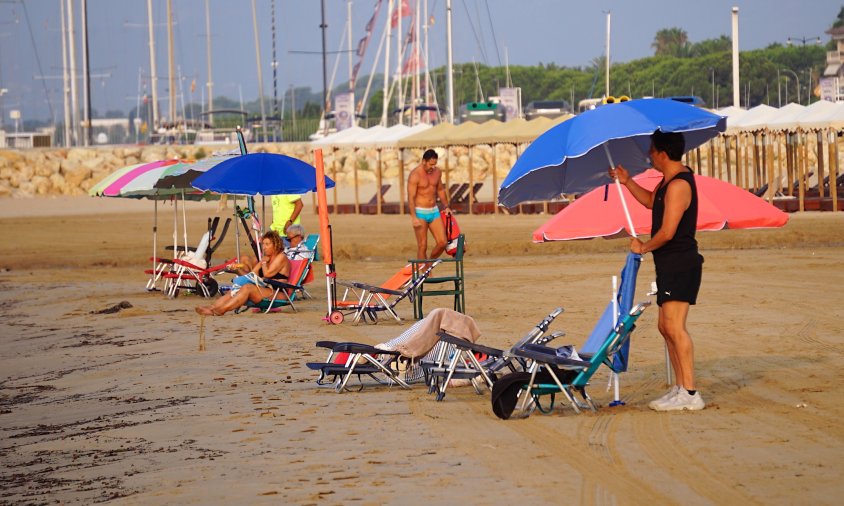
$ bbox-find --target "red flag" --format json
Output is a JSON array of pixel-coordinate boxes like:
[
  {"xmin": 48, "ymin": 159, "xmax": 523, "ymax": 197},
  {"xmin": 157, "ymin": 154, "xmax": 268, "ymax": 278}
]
[
  {"xmin": 390, "ymin": 0, "xmax": 412, "ymax": 28},
  {"xmin": 402, "ymin": 51, "xmax": 425, "ymax": 75}
]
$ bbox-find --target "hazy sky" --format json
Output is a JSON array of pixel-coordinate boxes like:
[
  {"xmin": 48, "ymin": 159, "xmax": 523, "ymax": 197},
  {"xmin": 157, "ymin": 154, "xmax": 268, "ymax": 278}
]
[{"xmin": 0, "ymin": 0, "xmax": 840, "ymax": 124}]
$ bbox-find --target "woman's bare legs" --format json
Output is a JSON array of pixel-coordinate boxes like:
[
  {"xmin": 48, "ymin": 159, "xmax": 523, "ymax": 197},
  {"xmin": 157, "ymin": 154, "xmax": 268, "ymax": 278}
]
[{"xmin": 195, "ymin": 284, "xmax": 272, "ymax": 316}]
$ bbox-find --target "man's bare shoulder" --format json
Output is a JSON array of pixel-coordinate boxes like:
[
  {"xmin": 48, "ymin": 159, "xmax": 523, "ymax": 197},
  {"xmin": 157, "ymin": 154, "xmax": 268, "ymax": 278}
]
[{"xmin": 408, "ymin": 166, "xmax": 422, "ymax": 182}]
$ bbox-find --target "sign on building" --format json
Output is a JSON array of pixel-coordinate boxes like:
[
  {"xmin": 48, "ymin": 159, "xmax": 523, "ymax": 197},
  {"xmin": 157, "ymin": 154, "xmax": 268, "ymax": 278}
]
[{"xmin": 499, "ymin": 87, "xmax": 522, "ymax": 122}]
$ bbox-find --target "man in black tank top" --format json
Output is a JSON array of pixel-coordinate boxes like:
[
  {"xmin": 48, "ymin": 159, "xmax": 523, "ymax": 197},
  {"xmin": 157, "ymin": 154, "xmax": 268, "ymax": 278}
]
[{"xmin": 608, "ymin": 130, "xmax": 705, "ymax": 412}]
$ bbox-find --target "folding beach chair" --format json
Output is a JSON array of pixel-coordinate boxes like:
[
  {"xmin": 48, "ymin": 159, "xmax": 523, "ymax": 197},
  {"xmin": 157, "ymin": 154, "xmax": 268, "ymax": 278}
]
[
  {"xmin": 422, "ymin": 307, "xmax": 566, "ymax": 401},
  {"xmin": 331, "ymin": 260, "xmax": 442, "ymax": 324},
  {"xmin": 305, "ymin": 340, "xmax": 411, "ymax": 393},
  {"xmin": 491, "ymin": 301, "xmax": 651, "ymax": 419},
  {"xmin": 146, "ymin": 216, "xmax": 231, "ymax": 292},
  {"xmin": 164, "ymin": 256, "xmax": 237, "ymax": 298},
  {"xmin": 241, "ymin": 258, "xmax": 310, "ymax": 313}
]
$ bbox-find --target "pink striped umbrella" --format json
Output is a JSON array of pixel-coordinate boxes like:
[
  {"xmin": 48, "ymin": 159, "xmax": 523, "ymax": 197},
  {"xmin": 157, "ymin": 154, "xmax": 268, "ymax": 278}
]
[{"xmin": 102, "ymin": 159, "xmax": 179, "ymax": 197}]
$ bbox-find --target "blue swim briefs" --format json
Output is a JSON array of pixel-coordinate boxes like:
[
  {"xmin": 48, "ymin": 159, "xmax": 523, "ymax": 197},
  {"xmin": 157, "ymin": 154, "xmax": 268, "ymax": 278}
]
[{"xmin": 415, "ymin": 206, "xmax": 441, "ymax": 224}]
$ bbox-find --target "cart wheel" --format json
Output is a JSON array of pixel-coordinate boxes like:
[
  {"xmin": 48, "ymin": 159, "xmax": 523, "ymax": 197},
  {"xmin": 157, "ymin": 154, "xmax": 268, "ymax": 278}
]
[
  {"xmin": 329, "ymin": 311, "xmax": 344, "ymax": 324},
  {"xmin": 203, "ymin": 278, "xmax": 219, "ymax": 297}
]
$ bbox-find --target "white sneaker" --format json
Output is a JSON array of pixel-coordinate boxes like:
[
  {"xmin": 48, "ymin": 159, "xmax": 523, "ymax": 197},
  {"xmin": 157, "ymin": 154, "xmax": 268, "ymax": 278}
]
[
  {"xmin": 653, "ymin": 389, "xmax": 705, "ymax": 411},
  {"xmin": 648, "ymin": 385, "xmax": 681, "ymax": 410}
]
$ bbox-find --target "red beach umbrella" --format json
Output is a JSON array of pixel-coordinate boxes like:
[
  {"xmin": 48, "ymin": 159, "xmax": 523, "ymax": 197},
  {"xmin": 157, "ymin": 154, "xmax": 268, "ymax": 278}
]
[{"xmin": 533, "ymin": 169, "xmax": 789, "ymax": 242}]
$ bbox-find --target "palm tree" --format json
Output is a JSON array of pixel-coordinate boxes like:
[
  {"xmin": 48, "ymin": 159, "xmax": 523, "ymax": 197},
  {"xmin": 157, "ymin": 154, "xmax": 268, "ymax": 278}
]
[{"xmin": 652, "ymin": 28, "xmax": 690, "ymax": 57}]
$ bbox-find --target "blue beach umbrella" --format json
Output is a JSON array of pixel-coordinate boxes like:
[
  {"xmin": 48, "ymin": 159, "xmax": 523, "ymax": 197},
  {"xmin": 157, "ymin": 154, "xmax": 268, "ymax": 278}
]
[
  {"xmin": 498, "ymin": 98, "xmax": 727, "ymax": 211},
  {"xmin": 191, "ymin": 152, "xmax": 335, "ymax": 196}
]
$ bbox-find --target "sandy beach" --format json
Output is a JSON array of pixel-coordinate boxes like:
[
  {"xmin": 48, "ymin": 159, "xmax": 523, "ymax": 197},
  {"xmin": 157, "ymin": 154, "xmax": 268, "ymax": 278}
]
[{"xmin": 1, "ymin": 196, "xmax": 844, "ymax": 504}]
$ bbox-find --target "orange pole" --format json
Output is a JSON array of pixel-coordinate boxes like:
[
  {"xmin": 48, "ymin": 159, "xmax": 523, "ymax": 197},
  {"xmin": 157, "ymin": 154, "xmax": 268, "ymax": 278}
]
[{"xmin": 314, "ymin": 149, "xmax": 332, "ymax": 265}]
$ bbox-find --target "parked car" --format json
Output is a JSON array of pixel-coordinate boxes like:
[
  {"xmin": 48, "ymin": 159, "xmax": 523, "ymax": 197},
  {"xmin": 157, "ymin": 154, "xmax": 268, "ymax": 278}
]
[{"xmin": 524, "ymin": 100, "xmax": 572, "ymax": 120}]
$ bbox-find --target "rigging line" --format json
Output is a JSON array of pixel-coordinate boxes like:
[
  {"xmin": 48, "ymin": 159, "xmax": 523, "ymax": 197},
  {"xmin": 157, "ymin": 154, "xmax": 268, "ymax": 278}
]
[
  {"xmin": 20, "ymin": 0, "xmax": 55, "ymax": 122},
  {"xmin": 472, "ymin": 0, "xmax": 487, "ymax": 63},
  {"xmin": 482, "ymin": 0, "xmax": 501, "ymax": 67},
  {"xmin": 458, "ymin": 0, "xmax": 487, "ymax": 65}
]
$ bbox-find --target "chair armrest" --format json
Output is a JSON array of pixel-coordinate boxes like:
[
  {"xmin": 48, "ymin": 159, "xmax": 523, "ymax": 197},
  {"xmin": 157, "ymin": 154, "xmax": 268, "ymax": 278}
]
[
  {"xmin": 332, "ymin": 342, "xmax": 400, "ymax": 356},
  {"xmin": 349, "ymin": 281, "xmax": 404, "ymax": 296},
  {"xmin": 408, "ymin": 258, "xmax": 458, "ymax": 264},
  {"xmin": 315, "ymin": 340, "xmax": 338, "ymax": 349},
  {"xmin": 436, "ymin": 332, "xmax": 503, "ymax": 357},
  {"xmin": 170, "ymin": 257, "xmax": 204, "ymax": 270},
  {"xmin": 265, "ymin": 278, "xmax": 302, "ymax": 291},
  {"xmin": 512, "ymin": 346, "xmax": 591, "ymax": 370}
]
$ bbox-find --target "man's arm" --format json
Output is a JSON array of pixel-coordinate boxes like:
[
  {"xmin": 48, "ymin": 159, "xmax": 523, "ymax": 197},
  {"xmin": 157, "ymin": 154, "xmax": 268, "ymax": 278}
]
[
  {"xmin": 436, "ymin": 173, "xmax": 451, "ymax": 214},
  {"xmin": 285, "ymin": 198, "xmax": 304, "ymax": 231},
  {"xmin": 407, "ymin": 171, "xmax": 419, "ymax": 219},
  {"xmin": 631, "ymin": 179, "xmax": 691, "ymax": 254}
]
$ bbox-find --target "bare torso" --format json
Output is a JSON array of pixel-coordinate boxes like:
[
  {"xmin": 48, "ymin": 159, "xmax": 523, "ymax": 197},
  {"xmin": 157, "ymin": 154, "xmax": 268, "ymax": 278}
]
[{"xmin": 408, "ymin": 164, "xmax": 443, "ymax": 208}]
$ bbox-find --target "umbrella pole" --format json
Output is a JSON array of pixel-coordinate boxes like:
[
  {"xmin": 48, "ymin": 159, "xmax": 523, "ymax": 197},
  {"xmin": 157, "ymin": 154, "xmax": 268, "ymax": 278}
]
[
  {"xmin": 182, "ymin": 191, "xmax": 188, "ymax": 255},
  {"xmin": 149, "ymin": 199, "xmax": 158, "ymax": 290},
  {"xmin": 233, "ymin": 196, "xmax": 241, "ymax": 261},
  {"xmin": 603, "ymin": 145, "xmax": 638, "ymax": 237},
  {"xmin": 608, "ymin": 275, "xmax": 622, "ymax": 405},
  {"xmin": 173, "ymin": 196, "xmax": 179, "ymax": 255}
]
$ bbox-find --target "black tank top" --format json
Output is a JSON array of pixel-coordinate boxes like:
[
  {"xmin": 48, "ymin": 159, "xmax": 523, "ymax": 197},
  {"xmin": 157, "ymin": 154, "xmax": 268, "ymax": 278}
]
[{"xmin": 651, "ymin": 167, "xmax": 703, "ymax": 273}]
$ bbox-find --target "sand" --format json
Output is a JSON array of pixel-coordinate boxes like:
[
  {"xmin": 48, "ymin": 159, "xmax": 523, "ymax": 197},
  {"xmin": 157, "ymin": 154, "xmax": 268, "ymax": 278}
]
[{"xmin": 1, "ymin": 196, "xmax": 844, "ymax": 504}]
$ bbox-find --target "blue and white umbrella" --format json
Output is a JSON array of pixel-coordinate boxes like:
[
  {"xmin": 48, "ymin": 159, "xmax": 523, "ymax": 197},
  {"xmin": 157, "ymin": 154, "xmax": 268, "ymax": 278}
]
[{"xmin": 498, "ymin": 99, "xmax": 727, "ymax": 220}]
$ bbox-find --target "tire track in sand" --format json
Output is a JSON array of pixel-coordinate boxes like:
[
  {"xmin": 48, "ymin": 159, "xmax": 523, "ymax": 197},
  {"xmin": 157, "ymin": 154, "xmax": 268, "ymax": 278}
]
[
  {"xmin": 409, "ymin": 390, "xmax": 671, "ymax": 504},
  {"xmin": 630, "ymin": 413, "xmax": 759, "ymax": 505}
]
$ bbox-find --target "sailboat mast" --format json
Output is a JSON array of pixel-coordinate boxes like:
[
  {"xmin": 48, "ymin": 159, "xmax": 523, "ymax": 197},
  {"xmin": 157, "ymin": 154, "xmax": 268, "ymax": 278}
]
[
  {"xmin": 382, "ymin": 0, "xmax": 393, "ymax": 126},
  {"xmin": 59, "ymin": 0, "xmax": 71, "ymax": 147},
  {"xmin": 446, "ymin": 0, "xmax": 454, "ymax": 123},
  {"xmin": 395, "ymin": 0, "xmax": 403, "ymax": 125},
  {"xmin": 320, "ymin": 0, "xmax": 329, "ymax": 134},
  {"xmin": 272, "ymin": 0, "xmax": 279, "ymax": 139},
  {"xmin": 347, "ymin": 0, "xmax": 355, "ymax": 127},
  {"xmin": 252, "ymin": 0, "xmax": 268, "ymax": 139},
  {"xmin": 66, "ymin": 0, "xmax": 79, "ymax": 144},
  {"xmin": 205, "ymin": 0, "xmax": 213, "ymax": 126},
  {"xmin": 167, "ymin": 0, "xmax": 176, "ymax": 123},
  {"xmin": 81, "ymin": 0, "xmax": 91, "ymax": 146},
  {"xmin": 423, "ymin": 0, "xmax": 430, "ymax": 110},
  {"xmin": 146, "ymin": 0, "xmax": 159, "ymax": 131}
]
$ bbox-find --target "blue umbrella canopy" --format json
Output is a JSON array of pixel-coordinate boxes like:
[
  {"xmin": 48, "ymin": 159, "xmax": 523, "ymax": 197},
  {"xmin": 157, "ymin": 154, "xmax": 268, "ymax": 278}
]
[
  {"xmin": 191, "ymin": 152, "xmax": 336, "ymax": 196},
  {"xmin": 498, "ymin": 99, "xmax": 726, "ymax": 207}
]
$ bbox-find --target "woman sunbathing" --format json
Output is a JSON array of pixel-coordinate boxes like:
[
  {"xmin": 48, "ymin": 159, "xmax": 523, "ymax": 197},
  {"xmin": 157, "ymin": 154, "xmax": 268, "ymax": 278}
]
[{"xmin": 195, "ymin": 230, "xmax": 290, "ymax": 316}]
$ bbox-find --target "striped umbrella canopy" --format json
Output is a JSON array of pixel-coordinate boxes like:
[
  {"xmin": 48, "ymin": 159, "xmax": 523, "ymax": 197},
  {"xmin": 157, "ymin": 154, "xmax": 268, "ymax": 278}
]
[
  {"xmin": 150, "ymin": 156, "xmax": 237, "ymax": 195},
  {"xmin": 101, "ymin": 159, "xmax": 180, "ymax": 197},
  {"xmin": 88, "ymin": 162, "xmax": 151, "ymax": 197}
]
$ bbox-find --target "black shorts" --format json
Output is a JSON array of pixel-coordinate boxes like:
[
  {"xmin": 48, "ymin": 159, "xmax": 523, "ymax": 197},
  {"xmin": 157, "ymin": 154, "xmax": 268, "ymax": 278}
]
[{"xmin": 655, "ymin": 266, "xmax": 702, "ymax": 306}]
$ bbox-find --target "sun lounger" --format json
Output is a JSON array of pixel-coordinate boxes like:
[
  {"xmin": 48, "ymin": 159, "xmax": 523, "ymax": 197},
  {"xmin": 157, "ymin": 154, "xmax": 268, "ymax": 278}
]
[
  {"xmin": 422, "ymin": 307, "xmax": 566, "ymax": 401},
  {"xmin": 306, "ymin": 341, "xmax": 411, "ymax": 393}
]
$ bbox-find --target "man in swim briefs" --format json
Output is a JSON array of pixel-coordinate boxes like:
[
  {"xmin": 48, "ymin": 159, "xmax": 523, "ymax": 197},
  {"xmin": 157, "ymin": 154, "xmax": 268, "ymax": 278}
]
[{"xmin": 407, "ymin": 149, "xmax": 451, "ymax": 260}]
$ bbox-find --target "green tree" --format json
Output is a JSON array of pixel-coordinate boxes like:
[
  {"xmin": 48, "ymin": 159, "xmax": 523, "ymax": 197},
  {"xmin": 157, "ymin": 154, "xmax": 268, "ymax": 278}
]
[
  {"xmin": 652, "ymin": 28, "xmax": 690, "ymax": 57},
  {"xmin": 689, "ymin": 36, "xmax": 732, "ymax": 57}
]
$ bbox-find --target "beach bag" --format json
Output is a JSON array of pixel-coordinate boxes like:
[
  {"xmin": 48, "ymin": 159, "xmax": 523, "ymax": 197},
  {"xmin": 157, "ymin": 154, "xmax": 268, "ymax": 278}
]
[{"xmin": 442, "ymin": 212, "xmax": 462, "ymax": 257}]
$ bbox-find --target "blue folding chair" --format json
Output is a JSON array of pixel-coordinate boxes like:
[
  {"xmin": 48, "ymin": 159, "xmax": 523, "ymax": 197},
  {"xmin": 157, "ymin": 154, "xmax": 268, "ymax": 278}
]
[{"xmin": 490, "ymin": 253, "xmax": 645, "ymax": 419}]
